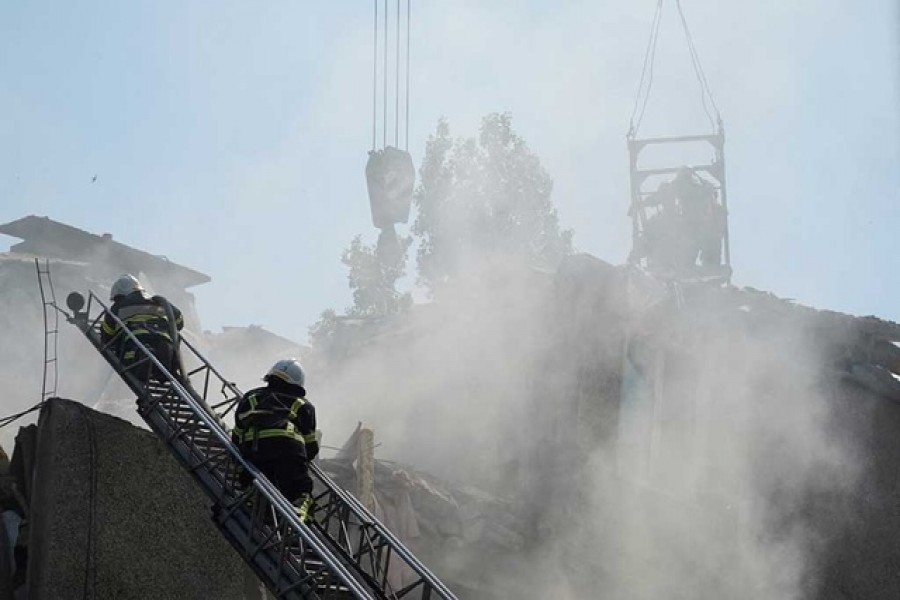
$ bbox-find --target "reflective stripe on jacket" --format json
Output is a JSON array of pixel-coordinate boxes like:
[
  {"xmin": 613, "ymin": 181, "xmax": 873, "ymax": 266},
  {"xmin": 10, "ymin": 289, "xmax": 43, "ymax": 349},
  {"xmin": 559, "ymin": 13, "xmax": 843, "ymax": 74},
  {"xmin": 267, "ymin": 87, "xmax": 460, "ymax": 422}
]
[
  {"xmin": 101, "ymin": 293, "xmax": 184, "ymax": 343},
  {"xmin": 232, "ymin": 392, "xmax": 316, "ymax": 446}
]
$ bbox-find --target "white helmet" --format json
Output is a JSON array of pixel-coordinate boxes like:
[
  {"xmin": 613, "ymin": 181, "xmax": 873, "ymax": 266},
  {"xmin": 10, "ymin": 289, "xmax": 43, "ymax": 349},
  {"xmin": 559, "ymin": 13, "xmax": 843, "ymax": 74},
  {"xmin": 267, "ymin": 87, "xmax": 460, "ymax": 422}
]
[
  {"xmin": 110, "ymin": 274, "xmax": 145, "ymax": 301},
  {"xmin": 265, "ymin": 358, "xmax": 306, "ymax": 388}
]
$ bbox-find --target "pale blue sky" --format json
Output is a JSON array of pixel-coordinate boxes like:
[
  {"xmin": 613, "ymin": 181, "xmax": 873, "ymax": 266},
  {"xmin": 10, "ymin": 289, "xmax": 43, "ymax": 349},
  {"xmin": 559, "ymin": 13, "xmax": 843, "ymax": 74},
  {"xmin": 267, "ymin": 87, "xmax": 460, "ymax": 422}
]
[{"xmin": 2, "ymin": 1, "xmax": 898, "ymax": 343}]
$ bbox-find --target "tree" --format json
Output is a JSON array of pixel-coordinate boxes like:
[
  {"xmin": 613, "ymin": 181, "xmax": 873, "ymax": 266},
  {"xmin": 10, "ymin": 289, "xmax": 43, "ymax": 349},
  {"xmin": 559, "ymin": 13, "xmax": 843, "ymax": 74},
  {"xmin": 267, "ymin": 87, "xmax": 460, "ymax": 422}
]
[
  {"xmin": 342, "ymin": 231, "xmax": 413, "ymax": 318},
  {"xmin": 412, "ymin": 113, "xmax": 573, "ymax": 292},
  {"xmin": 308, "ymin": 230, "xmax": 412, "ymax": 352}
]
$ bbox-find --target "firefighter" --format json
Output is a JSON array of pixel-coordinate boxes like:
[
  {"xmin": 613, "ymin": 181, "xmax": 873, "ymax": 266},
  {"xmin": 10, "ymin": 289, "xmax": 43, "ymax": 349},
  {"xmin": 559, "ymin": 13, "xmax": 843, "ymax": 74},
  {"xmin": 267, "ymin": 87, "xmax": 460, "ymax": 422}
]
[
  {"xmin": 100, "ymin": 274, "xmax": 184, "ymax": 382},
  {"xmin": 231, "ymin": 359, "xmax": 319, "ymax": 522}
]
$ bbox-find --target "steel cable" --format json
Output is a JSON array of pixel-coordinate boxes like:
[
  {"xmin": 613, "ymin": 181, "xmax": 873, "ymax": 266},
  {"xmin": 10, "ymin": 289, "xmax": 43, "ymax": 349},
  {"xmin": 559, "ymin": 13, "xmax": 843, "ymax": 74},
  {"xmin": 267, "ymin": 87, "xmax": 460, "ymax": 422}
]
[
  {"xmin": 675, "ymin": 0, "xmax": 721, "ymax": 130},
  {"xmin": 373, "ymin": 0, "xmax": 378, "ymax": 150},
  {"xmin": 405, "ymin": 0, "xmax": 410, "ymax": 150},
  {"xmin": 628, "ymin": 0, "xmax": 664, "ymax": 137}
]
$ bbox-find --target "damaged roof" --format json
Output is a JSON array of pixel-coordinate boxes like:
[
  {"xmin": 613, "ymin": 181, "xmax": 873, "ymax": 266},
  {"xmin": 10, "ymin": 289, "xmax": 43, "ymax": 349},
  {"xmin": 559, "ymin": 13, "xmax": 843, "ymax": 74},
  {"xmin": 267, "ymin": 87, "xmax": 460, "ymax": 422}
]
[{"xmin": 0, "ymin": 215, "xmax": 210, "ymax": 289}]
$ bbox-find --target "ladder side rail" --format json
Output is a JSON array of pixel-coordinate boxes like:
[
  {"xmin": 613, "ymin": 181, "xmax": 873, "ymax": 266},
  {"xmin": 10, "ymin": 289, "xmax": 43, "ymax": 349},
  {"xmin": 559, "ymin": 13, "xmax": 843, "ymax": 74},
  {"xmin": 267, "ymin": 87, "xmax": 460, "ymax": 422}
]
[
  {"xmin": 310, "ymin": 464, "xmax": 457, "ymax": 599},
  {"xmin": 178, "ymin": 314, "xmax": 458, "ymax": 599},
  {"xmin": 179, "ymin": 332, "xmax": 457, "ymax": 599},
  {"xmin": 180, "ymin": 335, "xmax": 244, "ymax": 399},
  {"xmin": 84, "ymin": 292, "xmax": 456, "ymax": 599},
  {"xmin": 307, "ymin": 485, "xmax": 391, "ymax": 595},
  {"xmin": 35, "ymin": 259, "xmax": 59, "ymax": 401},
  {"xmin": 216, "ymin": 509, "xmax": 317, "ymax": 599},
  {"xmin": 72, "ymin": 321, "xmax": 312, "ymax": 596},
  {"xmin": 180, "ymin": 336, "xmax": 456, "ymax": 599},
  {"xmin": 77, "ymin": 315, "xmax": 370, "ymax": 600},
  {"xmin": 45, "ymin": 259, "xmax": 61, "ymax": 397},
  {"xmin": 73, "ymin": 292, "xmax": 377, "ymax": 600},
  {"xmin": 173, "ymin": 330, "xmax": 394, "ymax": 593},
  {"xmin": 124, "ymin": 381, "xmax": 322, "ymax": 598}
]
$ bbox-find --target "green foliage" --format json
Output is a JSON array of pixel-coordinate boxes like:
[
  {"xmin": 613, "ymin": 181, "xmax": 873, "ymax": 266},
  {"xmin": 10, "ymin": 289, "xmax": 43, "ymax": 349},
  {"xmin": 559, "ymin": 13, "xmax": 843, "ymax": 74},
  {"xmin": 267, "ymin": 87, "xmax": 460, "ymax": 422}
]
[
  {"xmin": 310, "ymin": 112, "xmax": 573, "ymax": 352},
  {"xmin": 308, "ymin": 308, "xmax": 339, "ymax": 352},
  {"xmin": 342, "ymin": 232, "xmax": 413, "ymax": 318},
  {"xmin": 308, "ymin": 231, "xmax": 412, "ymax": 351},
  {"xmin": 412, "ymin": 113, "xmax": 573, "ymax": 292}
]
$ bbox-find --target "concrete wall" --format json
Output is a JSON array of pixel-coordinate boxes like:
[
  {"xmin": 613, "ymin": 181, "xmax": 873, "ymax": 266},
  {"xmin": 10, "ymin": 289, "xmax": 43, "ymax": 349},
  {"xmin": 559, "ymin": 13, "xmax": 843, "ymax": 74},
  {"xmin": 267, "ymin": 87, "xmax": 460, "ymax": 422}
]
[{"xmin": 26, "ymin": 398, "xmax": 249, "ymax": 600}]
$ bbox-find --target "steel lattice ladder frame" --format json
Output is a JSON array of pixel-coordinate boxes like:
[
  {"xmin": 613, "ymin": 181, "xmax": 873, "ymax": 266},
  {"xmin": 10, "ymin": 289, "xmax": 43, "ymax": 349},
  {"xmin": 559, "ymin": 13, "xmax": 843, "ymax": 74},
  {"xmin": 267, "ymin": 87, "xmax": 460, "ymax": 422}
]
[
  {"xmin": 66, "ymin": 290, "xmax": 457, "ymax": 600},
  {"xmin": 35, "ymin": 258, "xmax": 60, "ymax": 401}
]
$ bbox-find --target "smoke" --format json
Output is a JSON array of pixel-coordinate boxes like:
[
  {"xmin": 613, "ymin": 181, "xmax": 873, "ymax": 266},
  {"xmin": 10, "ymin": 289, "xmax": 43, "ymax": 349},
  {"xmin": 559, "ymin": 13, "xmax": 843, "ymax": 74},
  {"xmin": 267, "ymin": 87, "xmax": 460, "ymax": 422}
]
[
  {"xmin": 0, "ymin": 233, "xmax": 866, "ymax": 597},
  {"xmin": 0, "ymin": 253, "xmax": 116, "ymax": 450},
  {"xmin": 307, "ymin": 245, "xmax": 863, "ymax": 599}
]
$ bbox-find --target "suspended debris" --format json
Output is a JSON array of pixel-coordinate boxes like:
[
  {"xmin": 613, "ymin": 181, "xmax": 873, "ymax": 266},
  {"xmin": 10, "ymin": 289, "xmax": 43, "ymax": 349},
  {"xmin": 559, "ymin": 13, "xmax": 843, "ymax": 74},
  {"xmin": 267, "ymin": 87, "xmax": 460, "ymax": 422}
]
[
  {"xmin": 367, "ymin": 1, "xmax": 415, "ymax": 233},
  {"xmin": 366, "ymin": 146, "xmax": 415, "ymax": 230}
]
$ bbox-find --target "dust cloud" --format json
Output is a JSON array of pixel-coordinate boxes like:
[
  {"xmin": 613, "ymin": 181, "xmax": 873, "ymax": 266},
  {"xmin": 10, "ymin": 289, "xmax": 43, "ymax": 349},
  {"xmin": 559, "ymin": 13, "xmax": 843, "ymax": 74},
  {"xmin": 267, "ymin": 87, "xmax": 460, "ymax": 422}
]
[
  {"xmin": 307, "ymin": 251, "xmax": 861, "ymax": 599},
  {"xmin": 0, "ymin": 225, "xmax": 867, "ymax": 598}
]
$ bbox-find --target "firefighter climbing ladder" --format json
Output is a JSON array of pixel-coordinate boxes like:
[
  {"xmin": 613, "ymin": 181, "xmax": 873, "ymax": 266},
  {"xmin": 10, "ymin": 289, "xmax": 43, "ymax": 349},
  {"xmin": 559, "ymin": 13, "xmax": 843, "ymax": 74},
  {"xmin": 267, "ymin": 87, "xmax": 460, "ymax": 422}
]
[{"xmin": 64, "ymin": 289, "xmax": 457, "ymax": 600}]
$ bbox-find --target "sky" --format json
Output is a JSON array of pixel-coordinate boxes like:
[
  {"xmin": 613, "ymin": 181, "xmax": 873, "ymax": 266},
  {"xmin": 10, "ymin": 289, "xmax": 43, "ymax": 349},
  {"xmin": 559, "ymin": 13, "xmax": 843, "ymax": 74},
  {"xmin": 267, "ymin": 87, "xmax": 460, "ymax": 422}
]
[{"xmin": 1, "ymin": 0, "xmax": 898, "ymax": 344}]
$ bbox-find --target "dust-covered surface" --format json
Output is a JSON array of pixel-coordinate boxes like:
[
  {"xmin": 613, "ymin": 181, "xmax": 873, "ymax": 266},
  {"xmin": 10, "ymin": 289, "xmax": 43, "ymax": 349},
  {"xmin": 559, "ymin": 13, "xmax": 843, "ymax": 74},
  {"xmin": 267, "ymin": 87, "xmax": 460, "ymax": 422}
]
[{"xmin": 25, "ymin": 398, "xmax": 247, "ymax": 600}]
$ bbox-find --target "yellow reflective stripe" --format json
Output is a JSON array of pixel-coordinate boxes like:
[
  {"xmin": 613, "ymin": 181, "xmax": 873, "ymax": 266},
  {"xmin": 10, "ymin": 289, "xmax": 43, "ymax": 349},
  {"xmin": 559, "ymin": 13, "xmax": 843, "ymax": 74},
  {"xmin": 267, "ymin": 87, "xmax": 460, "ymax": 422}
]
[
  {"xmin": 294, "ymin": 494, "xmax": 312, "ymax": 522},
  {"xmin": 301, "ymin": 432, "xmax": 317, "ymax": 444},
  {"xmin": 255, "ymin": 429, "xmax": 305, "ymax": 442},
  {"xmin": 101, "ymin": 320, "xmax": 118, "ymax": 335},
  {"xmin": 236, "ymin": 395, "xmax": 261, "ymax": 427},
  {"xmin": 235, "ymin": 410, "xmax": 267, "ymax": 424},
  {"xmin": 125, "ymin": 329, "xmax": 172, "ymax": 342},
  {"xmin": 289, "ymin": 398, "xmax": 305, "ymax": 419},
  {"xmin": 122, "ymin": 315, "xmax": 165, "ymax": 324},
  {"xmin": 118, "ymin": 304, "xmax": 166, "ymax": 320},
  {"xmin": 237, "ymin": 428, "xmax": 306, "ymax": 444}
]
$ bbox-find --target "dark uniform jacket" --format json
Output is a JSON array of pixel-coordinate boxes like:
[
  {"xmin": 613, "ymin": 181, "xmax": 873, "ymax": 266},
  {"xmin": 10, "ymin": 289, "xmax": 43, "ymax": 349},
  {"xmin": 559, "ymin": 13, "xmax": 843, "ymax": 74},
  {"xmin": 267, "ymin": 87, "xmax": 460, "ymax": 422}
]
[
  {"xmin": 231, "ymin": 387, "xmax": 318, "ymax": 460},
  {"xmin": 100, "ymin": 291, "xmax": 184, "ymax": 364},
  {"xmin": 101, "ymin": 292, "xmax": 183, "ymax": 341}
]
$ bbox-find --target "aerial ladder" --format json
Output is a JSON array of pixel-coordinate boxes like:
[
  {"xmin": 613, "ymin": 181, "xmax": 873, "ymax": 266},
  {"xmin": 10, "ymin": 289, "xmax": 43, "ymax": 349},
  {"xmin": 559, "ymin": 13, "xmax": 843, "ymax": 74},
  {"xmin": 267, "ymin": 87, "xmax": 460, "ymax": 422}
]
[{"xmin": 63, "ymin": 289, "xmax": 457, "ymax": 600}]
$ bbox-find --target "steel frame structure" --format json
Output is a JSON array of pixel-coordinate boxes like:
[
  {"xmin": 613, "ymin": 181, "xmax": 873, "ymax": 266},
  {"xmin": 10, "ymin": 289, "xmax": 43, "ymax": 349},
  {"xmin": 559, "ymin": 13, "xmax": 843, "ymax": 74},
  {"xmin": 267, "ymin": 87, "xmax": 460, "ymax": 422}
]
[
  {"xmin": 66, "ymin": 289, "xmax": 457, "ymax": 600},
  {"xmin": 627, "ymin": 124, "xmax": 732, "ymax": 283}
]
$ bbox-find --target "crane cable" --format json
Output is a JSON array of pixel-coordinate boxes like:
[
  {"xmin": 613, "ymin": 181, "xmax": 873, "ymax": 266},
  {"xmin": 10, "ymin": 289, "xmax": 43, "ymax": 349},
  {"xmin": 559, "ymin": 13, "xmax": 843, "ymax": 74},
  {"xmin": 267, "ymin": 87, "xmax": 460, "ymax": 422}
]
[
  {"xmin": 405, "ymin": 0, "xmax": 411, "ymax": 150},
  {"xmin": 627, "ymin": 0, "xmax": 721, "ymax": 138},
  {"xmin": 383, "ymin": 0, "xmax": 388, "ymax": 148},
  {"xmin": 372, "ymin": 0, "xmax": 378, "ymax": 150},
  {"xmin": 395, "ymin": 0, "xmax": 401, "ymax": 147},
  {"xmin": 628, "ymin": 0, "xmax": 664, "ymax": 138},
  {"xmin": 371, "ymin": 0, "xmax": 412, "ymax": 152},
  {"xmin": 674, "ymin": 0, "xmax": 721, "ymax": 130}
]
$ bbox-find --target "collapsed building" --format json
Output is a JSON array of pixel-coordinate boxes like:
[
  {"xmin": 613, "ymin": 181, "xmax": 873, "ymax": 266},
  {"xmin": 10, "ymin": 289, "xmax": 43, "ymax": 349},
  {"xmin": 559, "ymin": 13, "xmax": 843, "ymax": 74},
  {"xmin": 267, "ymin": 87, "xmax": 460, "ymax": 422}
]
[
  {"xmin": 307, "ymin": 255, "xmax": 900, "ymax": 599},
  {"xmin": 0, "ymin": 214, "xmax": 898, "ymax": 599}
]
